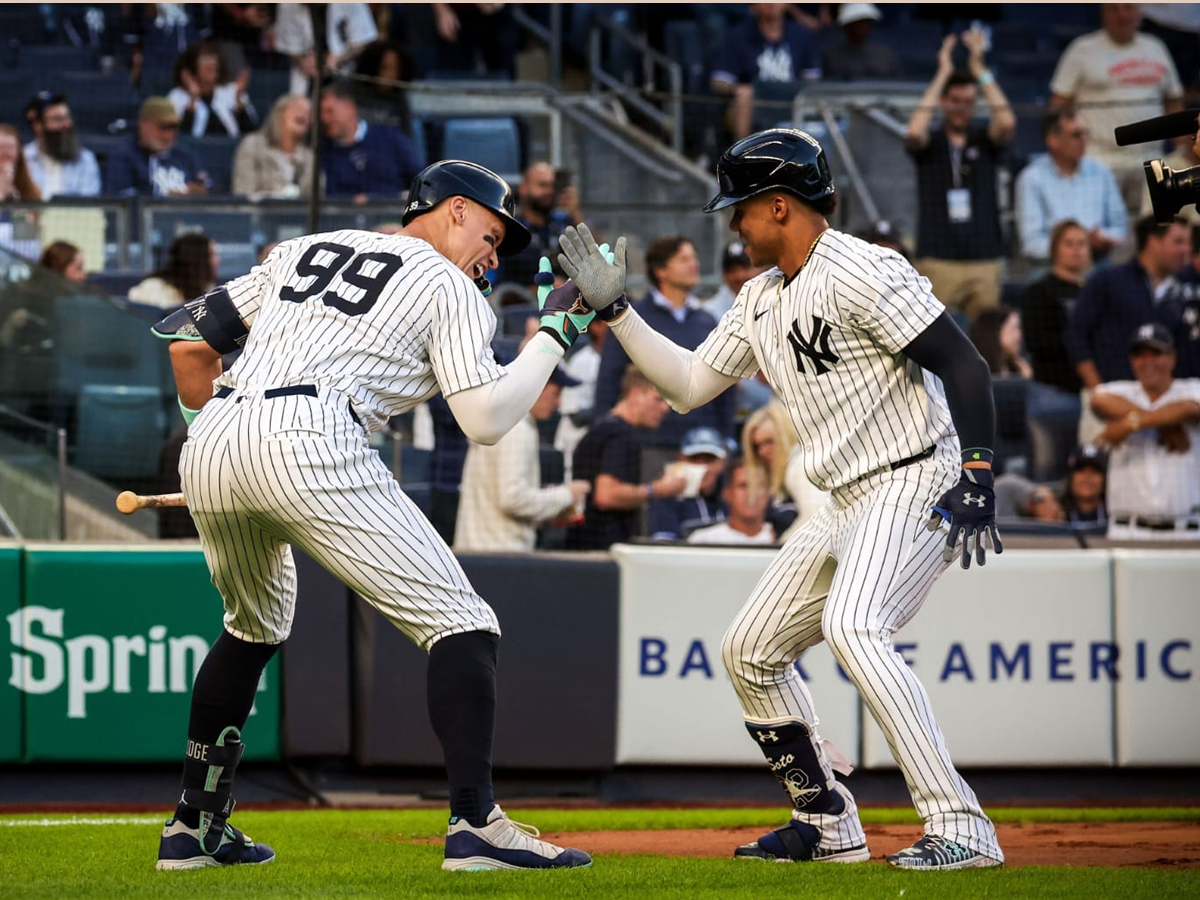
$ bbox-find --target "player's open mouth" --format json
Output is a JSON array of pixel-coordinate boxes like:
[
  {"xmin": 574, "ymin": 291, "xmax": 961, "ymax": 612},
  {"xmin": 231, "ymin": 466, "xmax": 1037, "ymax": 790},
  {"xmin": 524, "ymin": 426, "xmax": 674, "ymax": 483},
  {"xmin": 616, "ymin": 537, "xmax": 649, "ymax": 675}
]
[{"xmin": 472, "ymin": 263, "xmax": 485, "ymax": 279}]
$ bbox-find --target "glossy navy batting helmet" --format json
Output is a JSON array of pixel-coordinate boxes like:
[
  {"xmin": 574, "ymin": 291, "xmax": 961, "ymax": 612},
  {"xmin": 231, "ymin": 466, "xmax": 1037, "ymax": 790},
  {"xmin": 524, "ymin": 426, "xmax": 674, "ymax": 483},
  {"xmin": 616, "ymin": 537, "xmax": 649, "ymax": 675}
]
[
  {"xmin": 702, "ymin": 128, "xmax": 835, "ymax": 213},
  {"xmin": 403, "ymin": 159, "xmax": 531, "ymax": 255}
]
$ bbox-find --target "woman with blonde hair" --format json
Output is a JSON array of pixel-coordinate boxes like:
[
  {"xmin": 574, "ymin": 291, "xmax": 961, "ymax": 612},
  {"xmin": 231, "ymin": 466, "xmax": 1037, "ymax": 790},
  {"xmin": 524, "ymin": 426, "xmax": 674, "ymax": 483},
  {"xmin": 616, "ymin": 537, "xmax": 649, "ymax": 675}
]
[
  {"xmin": 231, "ymin": 93, "xmax": 315, "ymax": 197},
  {"xmin": 0, "ymin": 124, "xmax": 41, "ymax": 201},
  {"xmin": 742, "ymin": 400, "xmax": 827, "ymax": 536}
]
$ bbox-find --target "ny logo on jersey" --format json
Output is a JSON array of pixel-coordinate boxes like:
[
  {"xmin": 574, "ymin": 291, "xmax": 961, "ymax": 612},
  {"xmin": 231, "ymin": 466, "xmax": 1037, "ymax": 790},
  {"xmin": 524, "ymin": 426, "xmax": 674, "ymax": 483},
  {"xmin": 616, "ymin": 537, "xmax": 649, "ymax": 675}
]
[
  {"xmin": 787, "ymin": 315, "xmax": 840, "ymax": 375},
  {"xmin": 962, "ymin": 493, "xmax": 987, "ymax": 508},
  {"xmin": 755, "ymin": 730, "xmax": 779, "ymax": 743}
]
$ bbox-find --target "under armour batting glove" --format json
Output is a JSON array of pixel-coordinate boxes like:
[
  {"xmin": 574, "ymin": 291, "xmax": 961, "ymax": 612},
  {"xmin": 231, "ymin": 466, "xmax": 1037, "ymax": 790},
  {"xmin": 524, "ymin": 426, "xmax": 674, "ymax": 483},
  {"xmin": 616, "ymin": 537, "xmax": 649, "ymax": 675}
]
[
  {"xmin": 926, "ymin": 467, "xmax": 1003, "ymax": 569},
  {"xmin": 536, "ymin": 255, "xmax": 595, "ymax": 352},
  {"xmin": 557, "ymin": 224, "xmax": 629, "ymax": 321}
]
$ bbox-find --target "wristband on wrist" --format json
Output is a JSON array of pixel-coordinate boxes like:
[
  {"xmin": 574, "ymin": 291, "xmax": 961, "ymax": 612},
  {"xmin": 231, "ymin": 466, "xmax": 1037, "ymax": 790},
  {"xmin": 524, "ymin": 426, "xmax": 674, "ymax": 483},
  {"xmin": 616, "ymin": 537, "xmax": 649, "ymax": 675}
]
[
  {"xmin": 178, "ymin": 395, "xmax": 201, "ymax": 426},
  {"xmin": 1126, "ymin": 411, "xmax": 1141, "ymax": 430},
  {"xmin": 961, "ymin": 447, "xmax": 993, "ymax": 467},
  {"xmin": 976, "ymin": 70, "xmax": 994, "ymax": 87},
  {"xmin": 592, "ymin": 293, "xmax": 630, "ymax": 323},
  {"xmin": 643, "ymin": 481, "xmax": 655, "ymax": 500}
]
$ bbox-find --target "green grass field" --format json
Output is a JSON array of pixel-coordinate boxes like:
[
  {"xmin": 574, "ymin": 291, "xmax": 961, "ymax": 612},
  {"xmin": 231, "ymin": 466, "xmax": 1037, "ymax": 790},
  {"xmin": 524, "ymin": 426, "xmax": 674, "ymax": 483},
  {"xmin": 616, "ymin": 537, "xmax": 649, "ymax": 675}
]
[{"xmin": 2, "ymin": 808, "xmax": 1197, "ymax": 900}]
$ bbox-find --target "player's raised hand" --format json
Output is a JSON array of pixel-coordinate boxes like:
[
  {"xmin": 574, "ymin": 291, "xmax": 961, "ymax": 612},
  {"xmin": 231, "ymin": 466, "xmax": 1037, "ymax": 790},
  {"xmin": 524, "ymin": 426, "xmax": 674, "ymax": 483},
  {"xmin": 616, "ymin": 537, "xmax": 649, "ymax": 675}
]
[
  {"xmin": 926, "ymin": 468, "xmax": 1003, "ymax": 569},
  {"xmin": 535, "ymin": 255, "xmax": 595, "ymax": 351},
  {"xmin": 557, "ymin": 224, "xmax": 627, "ymax": 314}
]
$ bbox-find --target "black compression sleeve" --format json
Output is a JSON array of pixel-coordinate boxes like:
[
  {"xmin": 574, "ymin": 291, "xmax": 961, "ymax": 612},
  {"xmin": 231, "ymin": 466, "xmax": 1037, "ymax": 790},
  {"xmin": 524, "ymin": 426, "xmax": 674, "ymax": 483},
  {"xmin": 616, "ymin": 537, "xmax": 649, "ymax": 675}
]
[{"xmin": 903, "ymin": 311, "xmax": 996, "ymax": 462}]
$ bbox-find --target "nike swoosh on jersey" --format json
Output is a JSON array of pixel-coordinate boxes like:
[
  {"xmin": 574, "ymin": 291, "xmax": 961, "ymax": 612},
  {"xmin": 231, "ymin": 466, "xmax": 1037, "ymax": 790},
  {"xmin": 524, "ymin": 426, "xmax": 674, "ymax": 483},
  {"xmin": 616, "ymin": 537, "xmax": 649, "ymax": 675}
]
[{"xmin": 754, "ymin": 306, "xmax": 771, "ymax": 320}]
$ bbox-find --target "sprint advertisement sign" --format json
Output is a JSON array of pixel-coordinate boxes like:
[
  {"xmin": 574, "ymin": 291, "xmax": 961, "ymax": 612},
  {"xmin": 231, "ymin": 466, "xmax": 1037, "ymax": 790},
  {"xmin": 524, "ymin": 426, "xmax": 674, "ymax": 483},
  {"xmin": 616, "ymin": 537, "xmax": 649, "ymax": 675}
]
[{"xmin": 9, "ymin": 546, "xmax": 279, "ymax": 762}]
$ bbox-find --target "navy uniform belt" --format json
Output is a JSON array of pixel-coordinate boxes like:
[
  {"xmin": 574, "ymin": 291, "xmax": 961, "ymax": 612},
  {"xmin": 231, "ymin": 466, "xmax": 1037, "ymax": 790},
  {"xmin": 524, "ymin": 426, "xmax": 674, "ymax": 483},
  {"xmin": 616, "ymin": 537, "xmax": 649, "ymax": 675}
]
[
  {"xmin": 889, "ymin": 445, "xmax": 936, "ymax": 471},
  {"xmin": 213, "ymin": 384, "xmax": 361, "ymax": 426}
]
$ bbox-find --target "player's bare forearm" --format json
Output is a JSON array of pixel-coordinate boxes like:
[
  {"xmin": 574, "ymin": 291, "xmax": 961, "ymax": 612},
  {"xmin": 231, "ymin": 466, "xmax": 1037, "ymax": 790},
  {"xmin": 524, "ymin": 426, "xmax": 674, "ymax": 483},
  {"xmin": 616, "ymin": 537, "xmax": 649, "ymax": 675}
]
[{"xmin": 170, "ymin": 339, "xmax": 223, "ymax": 410}]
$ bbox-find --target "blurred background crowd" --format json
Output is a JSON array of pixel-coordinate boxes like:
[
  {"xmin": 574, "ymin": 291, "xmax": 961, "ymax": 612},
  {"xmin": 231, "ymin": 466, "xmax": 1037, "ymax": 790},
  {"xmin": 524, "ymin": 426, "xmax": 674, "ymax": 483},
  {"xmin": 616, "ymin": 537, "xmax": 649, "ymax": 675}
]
[{"xmin": 0, "ymin": 2, "xmax": 1198, "ymax": 548}]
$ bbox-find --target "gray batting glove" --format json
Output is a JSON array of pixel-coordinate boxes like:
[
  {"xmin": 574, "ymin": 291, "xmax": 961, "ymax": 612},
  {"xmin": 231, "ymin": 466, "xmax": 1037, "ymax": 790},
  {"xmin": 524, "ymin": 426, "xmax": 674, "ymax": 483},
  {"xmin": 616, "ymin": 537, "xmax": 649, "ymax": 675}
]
[{"xmin": 557, "ymin": 224, "xmax": 627, "ymax": 312}]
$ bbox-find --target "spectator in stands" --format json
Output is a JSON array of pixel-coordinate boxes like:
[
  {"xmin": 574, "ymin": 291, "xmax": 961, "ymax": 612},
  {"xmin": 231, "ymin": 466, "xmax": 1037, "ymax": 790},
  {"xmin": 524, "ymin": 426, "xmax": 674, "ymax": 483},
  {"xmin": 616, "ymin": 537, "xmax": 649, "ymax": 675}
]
[
  {"xmin": 454, "ymin": 366, "xmax": 591, "ymax": 553},
  {"xmin": 1015, "ymin": 107, "xmax": 1126, "ymax": 266},
  {"xmin": 432, "ymin": 3, "xmax": 520, "ymax": 79},
  {"xmin": 1068, "ymin": 215, "xmax": 1191, "ymax": 390},
  {"xmin": 274, "ymin": 2, "xmax": 378, "ymax": 96},
  {"xmin": 969, "ymin": 304, "xmax": 1033, "ymax": 379},
  {"xmin": 1092, "ymin": 323, "xmax": 1200, "ymax": 541},
  {"xmin": 906, "ymin": 29, "xmax": 1015, "ymax": 322},
  {"xmin": 555, "ymin": 316, "xmax": 608, "ymax": 481},
  {"xmin": 496, "ymin": 162, "xmax": 588, "ymax": 292},
  {"xmin": 1141, "ymin": 4, "xmax": 1200, "ymax": 93},
  {"xmin": 22, "ymin": 92, "xmax": 101, "ymax": 199},
  {"xmin": 106, "ymin": 97, "xmax": 209, "ymax": 197},
  {"xmin": 1155, "ymin": 224, "xmax": 1200, "ymax": 379},
  {"xmin": 353, "ymin": 39, "xmax": 414, "ymax": 134},
  {"xmin": 129, "ymin": 233, "xmax": 218, "ymax": 310},
  {"xmin": 1023, "ymin": 219, "xmax": 1090, "ymax": 394},
  {"xmin": 232, "ymin": 94, "xmax": 315, "ymax": 197},
  {"xmin": 594, "ymin": 235, "xmax": 735, "ymax": 448},
  {"xmin": 1023, "ymin": 220, "xmax": 1091, "ymax": 481},
  {"xmin": 210, "ymin": 3, "xmax": 274, "ymax": 78},
  {"xmin": 702, "ymin": 241, "xmax": 762, "ymax": 321},
  {"xmin": 742, "ymin": 400, "xmax": 826, "ymax": 538},
  {"xmin": 687, "ymin": 456, "xmax": 776, "ymax": 545},
  {"xmin": 993, "ymin": 474, "xmax": 1066, "ymax": 522},
  {"xmin": 1060, "ymin": 444, "xmax": 1108, "ymax": 530},
  {"xmin": 0, "ymin": 125, "xmax": 42, "ymax": 201},
  {"xmin": 40, "ymin": 240, "xmax": 86, "ymax": 283},
  {"xmin": 860, "ymin": 218, "xmax": 909, "ymax": 258},
  {"xmin": 168, "ymin": 39, "xmax": 258, "ymax": 138},
  {"xmin": 123, "ymin": 3, "xmax": 210, "ymax": 90},
  {"xmin": 566, "ymin": 367, "xmax": 687, "ymax": 551},
  {"xmin": 646, "ymin": 426, "xmax": 729, "ymax": 541},
  {"xmin": 318, "ymin": 82, "xmax": 422, "ymax": 203},
  {"xmin": 820, "ymin": 3, "xmax": 898, "ymax": 82},
  {"xmin": 1050, "ymin": 3, "xmax": 1183, "ymax": 216},
  {"xmin": 711, "ymin": 3, "xmax": 822, "ymax": 141}
]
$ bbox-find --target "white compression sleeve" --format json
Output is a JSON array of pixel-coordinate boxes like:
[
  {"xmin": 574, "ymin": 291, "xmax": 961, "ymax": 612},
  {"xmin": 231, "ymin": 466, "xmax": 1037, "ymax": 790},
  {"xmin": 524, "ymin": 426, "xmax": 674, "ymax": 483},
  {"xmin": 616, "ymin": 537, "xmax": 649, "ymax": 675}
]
[
  {"xmin": 445, "ymin": 331, "xmax": 565, "ymax": 445},
  {"xmin": 609, "ymin": 308, "xmax": 739, "ymax": 413}
]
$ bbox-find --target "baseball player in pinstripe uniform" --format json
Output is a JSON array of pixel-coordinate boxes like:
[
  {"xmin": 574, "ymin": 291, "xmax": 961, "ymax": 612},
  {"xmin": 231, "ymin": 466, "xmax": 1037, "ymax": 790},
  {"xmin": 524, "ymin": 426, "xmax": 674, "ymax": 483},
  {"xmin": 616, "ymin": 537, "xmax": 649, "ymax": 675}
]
[
  {"xmin": 150, "ymin": 160, "xmax": 594, "ymax": 872},
  {"xmin": 559, "ymin": 128, "xmax": 1005, "ymax": 870}
]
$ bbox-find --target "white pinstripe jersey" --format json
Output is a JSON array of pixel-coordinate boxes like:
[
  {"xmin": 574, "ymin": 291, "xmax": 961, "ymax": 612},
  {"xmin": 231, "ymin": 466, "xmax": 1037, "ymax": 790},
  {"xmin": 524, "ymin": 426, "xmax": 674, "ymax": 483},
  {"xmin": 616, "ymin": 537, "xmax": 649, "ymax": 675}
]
[
  {"xmin": 214, "ymin": 228, "xmax": 502, "ymax": 432},
  {"xmin": 697, "ymin": 229, "xmax": 956, "ymax": 491}
]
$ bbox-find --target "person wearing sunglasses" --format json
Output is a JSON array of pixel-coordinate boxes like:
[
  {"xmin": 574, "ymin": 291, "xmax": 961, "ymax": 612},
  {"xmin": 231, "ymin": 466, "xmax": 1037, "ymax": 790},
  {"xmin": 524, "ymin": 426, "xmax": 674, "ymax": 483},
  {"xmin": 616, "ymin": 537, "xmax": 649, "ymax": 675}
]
[{"xmin": 106, "ymin": 96, "xmax": 210, "ymax": 197}]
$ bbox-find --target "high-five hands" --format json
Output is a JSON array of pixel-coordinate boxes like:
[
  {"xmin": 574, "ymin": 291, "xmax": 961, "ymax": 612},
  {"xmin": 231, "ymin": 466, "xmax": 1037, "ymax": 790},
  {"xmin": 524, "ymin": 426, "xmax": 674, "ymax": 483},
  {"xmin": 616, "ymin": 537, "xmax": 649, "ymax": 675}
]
[{"xmin": 557, "ymin": 225, "xmax": 630, "ymax": 321}]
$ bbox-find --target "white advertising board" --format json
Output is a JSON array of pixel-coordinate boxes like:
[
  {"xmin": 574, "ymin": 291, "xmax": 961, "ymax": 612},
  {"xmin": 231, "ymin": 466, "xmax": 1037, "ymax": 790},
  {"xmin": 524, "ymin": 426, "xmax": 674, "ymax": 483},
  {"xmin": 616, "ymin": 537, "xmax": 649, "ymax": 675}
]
[
  {"xmin": 613, "ymin": 545, "xmax": 861, "ymax": 767},
  {"xmin": 860, "ymin": 551, "xmax": 1115, "ymax": 767},
  {"xmin": 1112, "ymin": 550, "xmax": 1200, "ymax": 766}
]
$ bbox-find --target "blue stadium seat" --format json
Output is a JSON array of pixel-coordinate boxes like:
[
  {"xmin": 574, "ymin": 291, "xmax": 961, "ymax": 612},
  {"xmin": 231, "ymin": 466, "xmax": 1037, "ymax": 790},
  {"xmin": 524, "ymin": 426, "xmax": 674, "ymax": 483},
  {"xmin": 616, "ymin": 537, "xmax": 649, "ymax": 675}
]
[
  {"xmin": 992, "ymin": 375, "xmax": 1030, "ymax": 476},
  {"xmin": 51, "ymin": 71, "xmax": 141, "ymax": 135},
  {"xmin": 53, "ymin": 295, "xmax": 163, "ymax": 396},
  {"xmin": 177, "ymin": 135, "xmax": 238, "ymax": 194},
  {"xmin": 86, "ymin": 271, "xmax": 144, "ymax": 298},
  {"xmin": 21, "ymin": 44, "xmax": 97, "ymax": 72},
  {"xmin": 500, "ymin": 304, "xmax": 537, "ymax": 336},
  {"xmin": 400, "ymin": 447, "xmax": 432, "ymax": 485},
  {"xmin": 74, "ymin": 384, "xmax": 166, "ymax": 479},
  {"xmin": 441, "ymin": 117, "xmax": 521, "ymax": 179}
]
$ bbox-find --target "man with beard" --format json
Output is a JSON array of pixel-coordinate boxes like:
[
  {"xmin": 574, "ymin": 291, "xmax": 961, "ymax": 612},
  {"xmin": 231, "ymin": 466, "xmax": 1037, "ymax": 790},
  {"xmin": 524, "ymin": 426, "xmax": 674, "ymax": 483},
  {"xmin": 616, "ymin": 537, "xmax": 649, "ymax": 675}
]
[
  {"xmin": 495, "ymin": 161, "xmax": 589, "ymax": 290},
  {"xmin": 23, "ymin": 91, "xmax": 101, "ymax": 198}
]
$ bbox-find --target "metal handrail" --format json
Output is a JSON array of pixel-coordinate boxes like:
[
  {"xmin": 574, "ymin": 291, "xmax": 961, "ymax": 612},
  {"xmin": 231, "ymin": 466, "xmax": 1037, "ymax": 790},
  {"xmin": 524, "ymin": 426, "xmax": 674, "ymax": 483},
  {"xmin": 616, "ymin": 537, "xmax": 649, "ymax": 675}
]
[
  {"xmin": 587, "ymin": 16, "xmax": 683, "ymax": 153},
  {"xmin": 511, "ymin": 5, "xmax": 563, "ymax": 90},
  {"xmin": 816, "ymin": 102, "xmax": 881, "ymax": 224},
  {"xmin": 0, "ymin": 403, "xmax": 68, "ymax": 540}
]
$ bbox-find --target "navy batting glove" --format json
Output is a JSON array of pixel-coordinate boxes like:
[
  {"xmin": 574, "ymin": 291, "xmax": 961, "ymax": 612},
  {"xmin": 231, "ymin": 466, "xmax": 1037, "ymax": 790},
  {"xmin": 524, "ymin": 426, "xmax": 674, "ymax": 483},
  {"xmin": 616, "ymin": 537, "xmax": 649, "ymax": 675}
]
[{"xmin": 927, "ymin": 467, "xmax": 1003, "ymax": 569}]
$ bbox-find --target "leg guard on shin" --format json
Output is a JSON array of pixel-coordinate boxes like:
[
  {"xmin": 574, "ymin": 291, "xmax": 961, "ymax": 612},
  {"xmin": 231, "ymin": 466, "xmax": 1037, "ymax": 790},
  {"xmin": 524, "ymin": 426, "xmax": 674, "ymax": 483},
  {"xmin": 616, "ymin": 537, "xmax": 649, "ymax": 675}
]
[
  {"xmin": 178, "ymin": 726, "xmax": 245, "ymax": 855},
  {"xmin": 746, "ymin": 718, "xmax": 844, "ymax": 815}
]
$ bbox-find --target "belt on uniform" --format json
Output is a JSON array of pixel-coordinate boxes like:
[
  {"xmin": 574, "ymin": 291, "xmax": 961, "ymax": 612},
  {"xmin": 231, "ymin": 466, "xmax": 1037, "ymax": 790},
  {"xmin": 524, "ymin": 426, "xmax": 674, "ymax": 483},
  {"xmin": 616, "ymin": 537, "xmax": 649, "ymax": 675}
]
[
  {"xmin": 889, "ymin": 444, "xmax": 936, "ymax": 471},
  {"xmin": 213, "ymin": 384, "xmax": 361, "ymax": 426},
  {"xmin": 1113, "ymin": 516, "xmax": 1200, "ymax": 532}
]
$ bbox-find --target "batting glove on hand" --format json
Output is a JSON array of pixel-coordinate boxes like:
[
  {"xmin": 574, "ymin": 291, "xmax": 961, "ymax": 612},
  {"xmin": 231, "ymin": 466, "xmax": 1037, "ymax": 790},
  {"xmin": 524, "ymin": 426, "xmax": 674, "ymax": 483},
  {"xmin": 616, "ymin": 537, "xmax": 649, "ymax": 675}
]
[
  {"xmin": 557, "ymin": 224, "xmax": 629, "ymax": 321},
  {"xmin": 926, "ymin": 468, "xmax": 1003, "ymax": 569},
  {"xmin": 535, "ymin": 255, "xmax": 595, "ymax": 352}
]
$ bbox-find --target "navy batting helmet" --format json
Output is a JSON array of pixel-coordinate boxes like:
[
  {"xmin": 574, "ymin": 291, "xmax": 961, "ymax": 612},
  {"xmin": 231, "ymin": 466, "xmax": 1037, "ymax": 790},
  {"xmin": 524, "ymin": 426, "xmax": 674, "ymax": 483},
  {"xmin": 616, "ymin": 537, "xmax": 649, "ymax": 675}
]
[
  {"xmin": 702, "ymin": 128, "xmax": 835, "ymax": 213},
  {"xmin": 403, "ymin": 160, "xmax": 531, "ymax": 255}
]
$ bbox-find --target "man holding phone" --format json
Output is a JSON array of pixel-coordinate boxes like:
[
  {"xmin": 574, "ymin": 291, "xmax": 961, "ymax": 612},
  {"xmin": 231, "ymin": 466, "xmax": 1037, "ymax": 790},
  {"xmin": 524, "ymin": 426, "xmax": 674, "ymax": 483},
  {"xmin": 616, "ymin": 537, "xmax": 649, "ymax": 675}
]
[{"xmin": 496, "ymin": 160, "xmax": 590, "ymax": 289}]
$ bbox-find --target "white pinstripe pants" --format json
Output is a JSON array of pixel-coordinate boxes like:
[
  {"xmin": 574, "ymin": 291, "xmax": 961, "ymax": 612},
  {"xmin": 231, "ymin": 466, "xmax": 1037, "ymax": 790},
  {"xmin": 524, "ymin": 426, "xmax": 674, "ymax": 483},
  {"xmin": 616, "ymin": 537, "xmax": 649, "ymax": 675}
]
[
  {"xmin": 721, "ymin": 442, "xmax": 1002, "ymax": 860},
  {"xmin": 180, "ymin": 387, "xmax": 500, "ymax": 649}
]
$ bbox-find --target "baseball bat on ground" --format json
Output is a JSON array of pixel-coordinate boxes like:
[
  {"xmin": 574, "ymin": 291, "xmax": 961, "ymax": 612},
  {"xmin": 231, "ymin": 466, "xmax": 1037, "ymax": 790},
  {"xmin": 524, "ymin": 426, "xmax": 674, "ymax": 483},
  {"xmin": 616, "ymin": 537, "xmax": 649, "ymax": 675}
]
[{"xmin": 115, "ymin": 491, "xmax": 187, "ymax": 514}]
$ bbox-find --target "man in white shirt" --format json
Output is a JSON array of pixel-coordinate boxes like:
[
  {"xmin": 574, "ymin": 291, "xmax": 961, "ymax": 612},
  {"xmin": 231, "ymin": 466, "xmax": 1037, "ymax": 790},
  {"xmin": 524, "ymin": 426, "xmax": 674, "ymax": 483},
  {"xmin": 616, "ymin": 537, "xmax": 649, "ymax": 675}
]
[
  {"xmin": 23, "ymin": 91, "xmax": 101, "ymax": 198},
  {"xmin": 1092, "ymin": 323, "xmax": 1200, "ymax": 540},
  {"xmin": 1050, "ymin": 3, "xmax": 1184, "ymax": 215},
  {"xmin": 687, "ymin": 456, "xmax": 776, "ymax": 546},
  {"xmin": 455, "ymin": 365, "xmax": 591, "ymax": 552}
]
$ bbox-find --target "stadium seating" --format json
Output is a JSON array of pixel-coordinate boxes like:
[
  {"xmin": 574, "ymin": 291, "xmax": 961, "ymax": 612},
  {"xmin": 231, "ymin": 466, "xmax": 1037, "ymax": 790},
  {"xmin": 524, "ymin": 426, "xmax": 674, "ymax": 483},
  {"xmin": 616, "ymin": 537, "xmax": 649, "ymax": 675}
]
[
  {"xmin": 52, "ymin": 295, "xmax": 162, "ymax": 397},
  {"xmin": 441, "ymin": 117, "xmax": 521, "ymax": 180},
  {"xmin": 74, "ymin": 384, "xmax": 165, "ymax": 479}
]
